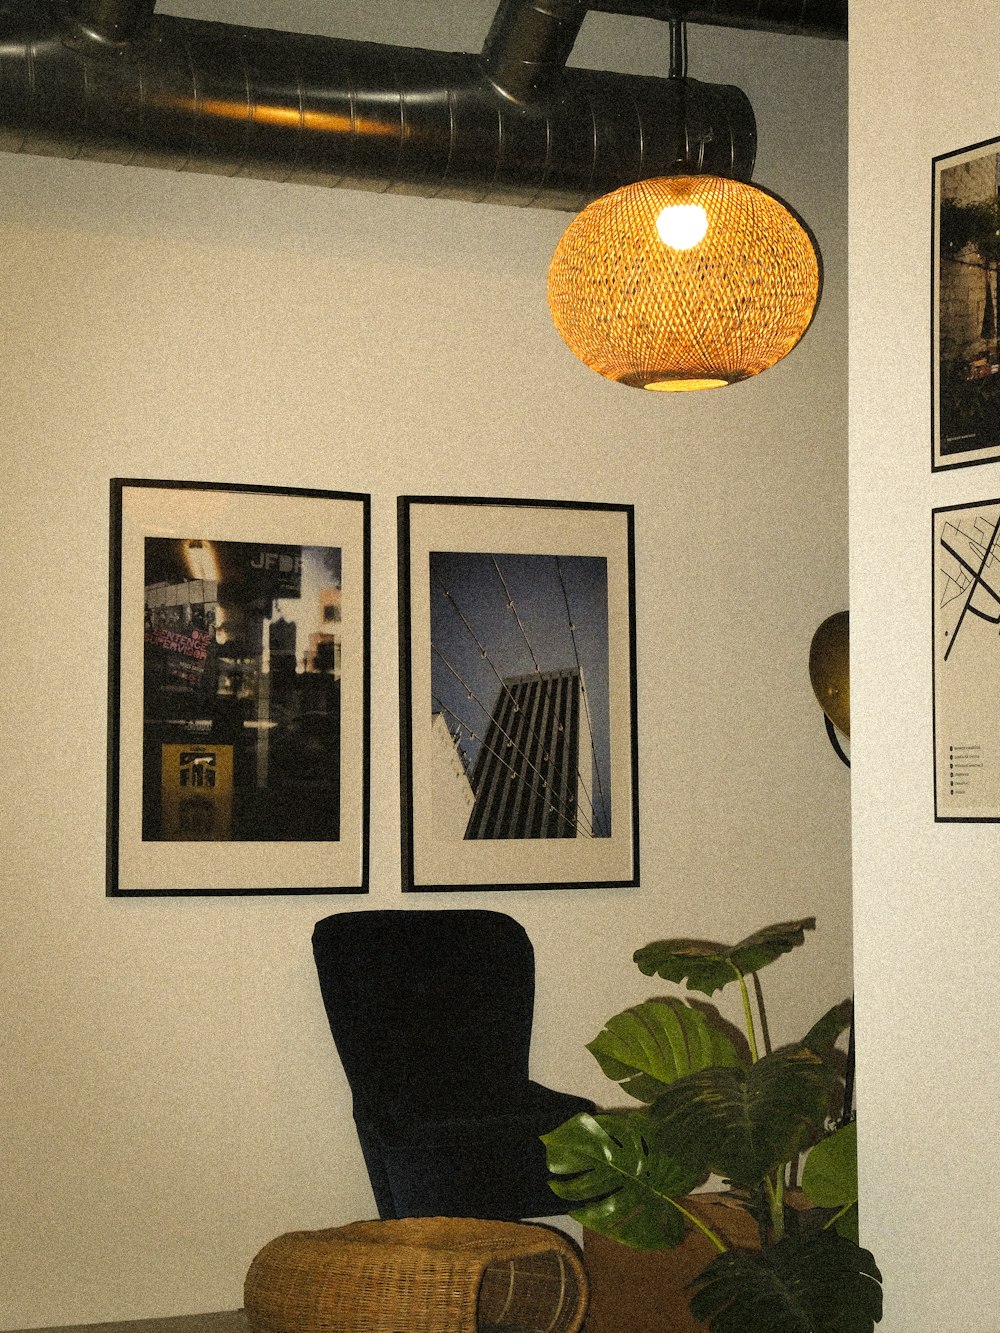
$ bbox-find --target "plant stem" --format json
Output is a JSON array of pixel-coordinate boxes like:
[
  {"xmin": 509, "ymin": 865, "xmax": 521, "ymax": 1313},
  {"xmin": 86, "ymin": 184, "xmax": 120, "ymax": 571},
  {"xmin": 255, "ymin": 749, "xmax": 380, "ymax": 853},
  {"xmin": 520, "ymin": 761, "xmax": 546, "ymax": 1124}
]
[
  {"xmin": 768, "ymin": 1171, "xmax": 785, "ymax": 1241},
  {"xmin": 728, "ymin": 966, "xmax": 782, "ymax": 1239},
  {"xmin": 728, "ymin": 962, "xmax": 782, "ymax": 1238},
  {"xmin": 729, "ymin": 963, "xmax": 759, "ymax": 1064},
  {"xmin": 669, "ymin": 1198, "xmax": 728, "ymax": 1254},
  {"xmin": 823, "ymin": 1200, "xmax": 857, "ymax": 1232}
]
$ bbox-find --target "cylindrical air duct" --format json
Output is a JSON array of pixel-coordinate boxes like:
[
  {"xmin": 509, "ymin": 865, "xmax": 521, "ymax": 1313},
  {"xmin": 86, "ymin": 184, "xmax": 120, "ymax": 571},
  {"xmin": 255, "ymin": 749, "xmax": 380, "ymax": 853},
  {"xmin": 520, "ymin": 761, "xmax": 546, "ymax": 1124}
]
[{"xmin": 0, "ymin": 0, "xmax": 757, "ymax": 210}]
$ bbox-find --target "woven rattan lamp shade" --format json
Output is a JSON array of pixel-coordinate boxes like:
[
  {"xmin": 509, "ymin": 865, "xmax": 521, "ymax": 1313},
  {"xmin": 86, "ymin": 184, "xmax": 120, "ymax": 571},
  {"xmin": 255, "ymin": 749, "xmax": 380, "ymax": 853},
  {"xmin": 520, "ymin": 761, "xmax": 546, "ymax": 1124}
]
[{"xmin": 548, "ymin": 174, "xmax": 820, "ymax": 391}]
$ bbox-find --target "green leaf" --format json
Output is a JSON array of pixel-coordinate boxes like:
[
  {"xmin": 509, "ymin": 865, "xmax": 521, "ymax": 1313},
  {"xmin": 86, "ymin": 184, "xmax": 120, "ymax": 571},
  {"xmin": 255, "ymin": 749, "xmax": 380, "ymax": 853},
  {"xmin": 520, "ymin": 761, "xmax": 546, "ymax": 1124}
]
[
  {"xmin": 832, "ymin": 1204, "xmax": 859, "ymax": 1244},
  {"xmin": 634, "ymin": 919, "xmax": 817, "ymax": 996},
  {"xmin": 650, "ymin": 1045, "xmax": 837, "ymax": 1187},
  {"xmin": 689, "ymin": 1228, "xmax": 882, "ymax": 1333},
  {"xmin": 803, "ymin": 1122, "xmax": 858, "ymax": 1207},
  {"xmin": 542, "ymin": 1110, "xmax": 705, "ymax": 1250},
  {"xmin": 587, "ymin": 998, "xmax": 743, "ymax": 1102},
  {"xmin": 803, "ymin": 1122, "xmax": 860, "ymax": 1241},
  {"xmin": 801, "ymin": 998, "xmax": 854, "ymax": 1059}
]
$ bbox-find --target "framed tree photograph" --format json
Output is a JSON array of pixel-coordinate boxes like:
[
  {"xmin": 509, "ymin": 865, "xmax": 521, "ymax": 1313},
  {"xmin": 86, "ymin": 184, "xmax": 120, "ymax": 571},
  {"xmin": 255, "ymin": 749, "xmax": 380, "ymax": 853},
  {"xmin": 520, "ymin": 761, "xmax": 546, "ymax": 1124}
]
[
  {"xmin": 108, "ymin": 478, "xmax": 370, "ymax": 895},
  {"xmin": 398, "ymin": 495, "xmax": 639, "ymax": 891},
  {"xmin": 932, "ymin": 134, "xmax": 1000, "ymax": 471},
  {"xmin": 932, "ymin": 496, "xmax": 1000, "ymax": 821}
]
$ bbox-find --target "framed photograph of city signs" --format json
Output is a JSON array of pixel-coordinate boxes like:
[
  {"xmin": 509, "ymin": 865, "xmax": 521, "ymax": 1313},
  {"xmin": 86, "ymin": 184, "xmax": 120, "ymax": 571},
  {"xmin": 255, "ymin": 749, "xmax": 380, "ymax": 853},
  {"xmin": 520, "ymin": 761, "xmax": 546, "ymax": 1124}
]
[
  {"xmin": 398, "ymin": 495, "xmax": 639, "ymax": 891},
  {"xmin": 932, "ymin": 134, "xmax": 1000, "ymax": 471},
  {"xmin": 107, "ymin": 478, "xmax": 370, "ymax": 895}
]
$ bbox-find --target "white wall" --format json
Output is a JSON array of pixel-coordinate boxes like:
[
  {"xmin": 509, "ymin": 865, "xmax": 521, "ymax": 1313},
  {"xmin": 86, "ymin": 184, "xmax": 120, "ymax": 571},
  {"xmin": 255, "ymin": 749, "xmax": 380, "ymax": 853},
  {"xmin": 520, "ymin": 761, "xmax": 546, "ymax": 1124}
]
[
  {"xmin": 851, "ymin": 5, "xmax": 1000, "ymax": 1331},
  {"xmin": 0, "ymin": 5, "xmax": 848, "ymax": 1327}
]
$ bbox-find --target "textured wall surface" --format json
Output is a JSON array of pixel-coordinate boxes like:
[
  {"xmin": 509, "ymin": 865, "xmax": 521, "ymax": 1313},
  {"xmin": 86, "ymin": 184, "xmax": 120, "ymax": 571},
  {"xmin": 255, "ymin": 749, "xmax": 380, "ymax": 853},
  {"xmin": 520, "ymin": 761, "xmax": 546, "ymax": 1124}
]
[
  {"xmin": 0, "ymin": 4, "xmax": 848, "ymax": 1326},
  {"xmin": 850, "ymin": 5, "xmax": 1000, "ymax": 1330}
]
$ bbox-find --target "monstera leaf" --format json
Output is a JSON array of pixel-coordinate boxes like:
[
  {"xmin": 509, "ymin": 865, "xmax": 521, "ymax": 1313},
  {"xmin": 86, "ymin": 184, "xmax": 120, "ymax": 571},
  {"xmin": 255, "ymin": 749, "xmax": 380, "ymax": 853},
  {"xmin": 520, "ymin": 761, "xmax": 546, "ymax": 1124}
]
[
  {"xmin": 634, "ymin": 919, "xmax": 817, "ymax": 996},
  {"xmin": 801, "ymin": 998, "xmax": 854, "ymax": 1060},
  {"xmin": 689, "ymin": 1227, "xmax": 883, "ymax": 1333},
  {"xmin": 587, "ymin": 998, "xmax": 743, "ymax": 1103},
  {"xmin": 802, "ymin": 1120, "xmax": 860, "ymax": 1241},
  {"xmin": 649, "ymin": 1045, "xmax": 837, "ymax": 1187},
  {"xmin": 542, "ymin": 1110, "xmax": 704, "ymax": 1249}
]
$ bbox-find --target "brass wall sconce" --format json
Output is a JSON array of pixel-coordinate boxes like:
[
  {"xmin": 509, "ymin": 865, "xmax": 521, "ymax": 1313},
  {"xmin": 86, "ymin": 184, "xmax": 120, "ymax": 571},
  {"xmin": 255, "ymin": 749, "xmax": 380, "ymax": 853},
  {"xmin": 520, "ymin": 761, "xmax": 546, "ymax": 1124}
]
[{"xmin": 809, "ymin": 610, "xmax": 850, "ymax": 767}]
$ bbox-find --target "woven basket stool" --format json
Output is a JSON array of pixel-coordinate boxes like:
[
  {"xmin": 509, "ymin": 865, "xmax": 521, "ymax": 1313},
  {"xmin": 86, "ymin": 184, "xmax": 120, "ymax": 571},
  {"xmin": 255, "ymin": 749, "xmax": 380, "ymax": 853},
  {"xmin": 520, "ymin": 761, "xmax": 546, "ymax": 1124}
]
[{"xmin": 243, "ymin": 1216, "xmax": 588, "ymax": 1333}]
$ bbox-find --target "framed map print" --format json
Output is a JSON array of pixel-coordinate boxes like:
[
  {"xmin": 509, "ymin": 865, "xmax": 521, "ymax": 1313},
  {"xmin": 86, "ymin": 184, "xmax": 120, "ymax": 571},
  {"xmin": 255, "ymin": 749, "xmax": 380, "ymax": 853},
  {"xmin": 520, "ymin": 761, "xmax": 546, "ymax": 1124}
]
[{"xmin": 933, "ymin": 496, "xmax": 1000, "ymax": 819}]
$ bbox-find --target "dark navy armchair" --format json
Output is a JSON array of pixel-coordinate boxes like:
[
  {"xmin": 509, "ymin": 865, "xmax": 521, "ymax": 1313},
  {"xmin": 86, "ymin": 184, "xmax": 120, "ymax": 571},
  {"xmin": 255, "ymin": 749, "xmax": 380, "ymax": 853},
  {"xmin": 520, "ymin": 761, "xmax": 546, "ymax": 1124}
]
[{"xmin": 311, "ymin": 909, "xmax": 595, "ymax": 1220}]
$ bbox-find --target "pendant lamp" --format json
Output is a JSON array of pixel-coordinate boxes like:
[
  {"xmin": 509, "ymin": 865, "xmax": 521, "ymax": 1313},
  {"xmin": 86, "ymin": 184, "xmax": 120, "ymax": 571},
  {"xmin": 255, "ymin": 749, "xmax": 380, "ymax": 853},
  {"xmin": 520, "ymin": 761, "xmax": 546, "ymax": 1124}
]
[{"xmin": 547, "ymin": 21, "xmax": 821, "ymax": 392}]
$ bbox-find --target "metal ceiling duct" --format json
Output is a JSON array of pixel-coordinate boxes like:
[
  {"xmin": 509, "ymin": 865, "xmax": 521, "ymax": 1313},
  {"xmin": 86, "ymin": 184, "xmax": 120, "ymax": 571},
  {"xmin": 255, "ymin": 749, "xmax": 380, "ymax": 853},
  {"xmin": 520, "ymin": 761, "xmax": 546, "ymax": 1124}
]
[
  {"xmin": 590, "ymin": 0, "xmax": 846, "ymax": 41},
  {"xmin": 0, "ymin": 0, "xmax": 842, "ymax": 211}
]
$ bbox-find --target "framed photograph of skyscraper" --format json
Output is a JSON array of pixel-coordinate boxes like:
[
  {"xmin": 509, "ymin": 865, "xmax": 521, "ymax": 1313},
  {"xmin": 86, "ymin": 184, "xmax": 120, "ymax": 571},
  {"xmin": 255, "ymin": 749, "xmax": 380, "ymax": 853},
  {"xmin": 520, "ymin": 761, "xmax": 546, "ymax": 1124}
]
[
  {"xmin": 398, "ymin": 495, "xmax": 639, "ymax": 891},
  {"xmin": 107, "ymin": 478, "xmax": 370, "ymax": 895}
]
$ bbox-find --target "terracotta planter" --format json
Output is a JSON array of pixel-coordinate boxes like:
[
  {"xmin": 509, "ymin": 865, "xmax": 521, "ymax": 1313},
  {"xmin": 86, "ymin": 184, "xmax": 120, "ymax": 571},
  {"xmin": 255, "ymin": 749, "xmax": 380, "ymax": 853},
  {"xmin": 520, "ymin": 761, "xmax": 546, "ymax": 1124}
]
[{"xmin": 582, "ymin": 1193, "xmax": 763, "ymax": 1333}]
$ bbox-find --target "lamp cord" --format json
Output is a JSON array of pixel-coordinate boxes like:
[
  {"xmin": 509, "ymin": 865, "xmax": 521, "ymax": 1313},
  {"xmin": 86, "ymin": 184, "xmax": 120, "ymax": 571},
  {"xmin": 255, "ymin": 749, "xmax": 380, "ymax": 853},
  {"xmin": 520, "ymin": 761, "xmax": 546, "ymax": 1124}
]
[
  {"xmin": 668, "ymin": 18, "xmax": 690, "ymax": 171},
  {"xmin": 824, "ymin": 715, "xmax": 851, "ymax": 768},
  {"xmin": 666, "ymin": 16, "xmax": 709, "ymax": 173},
  {"xmin": 668, "ymin": 17, "xmax": 688, "ymax": 79}
]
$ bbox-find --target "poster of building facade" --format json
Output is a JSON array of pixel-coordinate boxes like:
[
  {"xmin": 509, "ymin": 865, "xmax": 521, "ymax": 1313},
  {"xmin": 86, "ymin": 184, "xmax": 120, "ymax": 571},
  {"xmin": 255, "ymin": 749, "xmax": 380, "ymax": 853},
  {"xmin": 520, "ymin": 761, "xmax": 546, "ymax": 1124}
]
[
  {"xmin": 430, "ymin": 550, "xmax": 612, "ymax": 842},
  {"xmin": 933, "ymin": 497, "xmax": 1000, "ymax": 820},
  {"xmin": 932, "ymin": 135, "xmax": 1000, "ymax": 470},
  {"xmin": 399, "ymin": 496, "xmax": 638, "ymax": 890},
  {"xmin": 108, "ymin": 479, "xmax": 370, "ymax": 894}
]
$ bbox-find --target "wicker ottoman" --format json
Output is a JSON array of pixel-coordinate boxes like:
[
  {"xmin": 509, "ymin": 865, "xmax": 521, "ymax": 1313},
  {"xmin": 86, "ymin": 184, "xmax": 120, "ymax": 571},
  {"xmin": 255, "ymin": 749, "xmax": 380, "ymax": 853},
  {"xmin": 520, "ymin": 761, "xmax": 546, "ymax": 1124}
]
[{"xmin": 243, "ymin": 1217, "xmax": 588, "ymax": 1333}]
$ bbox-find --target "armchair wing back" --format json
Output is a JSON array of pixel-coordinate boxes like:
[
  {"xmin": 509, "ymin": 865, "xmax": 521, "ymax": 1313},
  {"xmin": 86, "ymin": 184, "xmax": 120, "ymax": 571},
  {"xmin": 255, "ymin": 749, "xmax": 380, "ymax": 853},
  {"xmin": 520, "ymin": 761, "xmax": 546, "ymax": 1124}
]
[{"xmin": 312, "ymin": 908, "xmax": 594, "ymax": 1220}]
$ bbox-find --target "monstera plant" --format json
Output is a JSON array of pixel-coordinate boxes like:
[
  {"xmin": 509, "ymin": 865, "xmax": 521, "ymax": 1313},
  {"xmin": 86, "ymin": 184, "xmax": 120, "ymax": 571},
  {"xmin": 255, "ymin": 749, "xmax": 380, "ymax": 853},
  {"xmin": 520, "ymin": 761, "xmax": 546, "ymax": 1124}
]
[{"xmin": 542, "ymin": 919, "xmax": 882, "ymax": 1333}]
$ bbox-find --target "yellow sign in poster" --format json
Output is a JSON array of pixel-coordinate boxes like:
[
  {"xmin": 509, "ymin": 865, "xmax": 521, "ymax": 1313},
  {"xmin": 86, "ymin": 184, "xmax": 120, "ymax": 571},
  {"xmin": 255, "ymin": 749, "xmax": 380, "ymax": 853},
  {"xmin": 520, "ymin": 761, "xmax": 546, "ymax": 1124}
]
[{"xmin": 160, "ymin": 744, "xmax": 234, "ymax": 840}]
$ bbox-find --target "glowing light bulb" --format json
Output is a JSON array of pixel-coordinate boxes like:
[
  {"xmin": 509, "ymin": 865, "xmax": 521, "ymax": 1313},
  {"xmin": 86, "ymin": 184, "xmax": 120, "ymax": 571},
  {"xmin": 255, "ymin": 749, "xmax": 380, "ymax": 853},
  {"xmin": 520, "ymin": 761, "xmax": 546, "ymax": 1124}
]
[{"xmin": 655, "ymin": 203, "xmax": 708, "ymax": 250}]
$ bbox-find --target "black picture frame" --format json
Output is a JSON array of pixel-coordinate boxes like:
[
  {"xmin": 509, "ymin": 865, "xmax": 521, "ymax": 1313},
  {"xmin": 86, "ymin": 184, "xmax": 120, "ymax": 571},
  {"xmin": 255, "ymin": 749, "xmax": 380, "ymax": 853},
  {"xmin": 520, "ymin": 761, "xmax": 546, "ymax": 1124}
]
[
  {"xmin": 107, "ymin": 477, "xmax": 370, "ymax": 895},
  {"xmin": 931, "ymin": 133, "xmax": 1000, "ymax": 472},
  {"xmin": 932, "ymin": 496, "xmax": 1000, "ymax": 821},
  {"xmin": 398, "ymin": 495, "xmax": 639, "ymax": 891}
]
